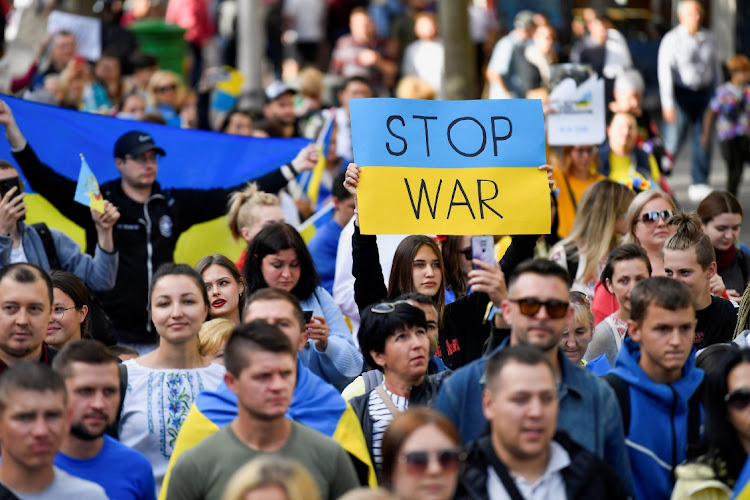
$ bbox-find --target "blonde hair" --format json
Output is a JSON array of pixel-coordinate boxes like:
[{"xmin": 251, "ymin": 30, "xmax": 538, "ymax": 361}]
[
  {"xmin": 226, "ymin": 182, "xmax": 280, "ymax": 240},
  {"xmin": 571, "ymin": 302, "xmax": 594, "ymax": 332},
  {"xmin": 298, "ymin": 67, "xmax": 324, "ymax": 99},
  {"xmin": 146, "ymin": 69, "xmax": 185, "ymax": 108},
  {"xmin": 623, "ymin": 190, "xmax": 677, "ymax": 245},
  {"xmin": 560, "ymin": 180, "xmax": 635, "ymax": 284},
  {"xmin": 338, "ymin": 488, "xmax": 397, "ymax": 500},
  {"xmin": 198, "ymin": 318, "xmax": 235, "ymax": 358},
  {"xmin": 395, "ymin": 76, "xmax": 436, "ymax": 100},
  {"xmin": 222, "ymin": 456, "xmax": 321, "ymax": 500}
]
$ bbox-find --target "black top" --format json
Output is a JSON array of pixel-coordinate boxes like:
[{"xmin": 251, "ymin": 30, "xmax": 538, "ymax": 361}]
[{"xmin": 695, "ymin": 295, "xmax": 738, "ymax": 349}]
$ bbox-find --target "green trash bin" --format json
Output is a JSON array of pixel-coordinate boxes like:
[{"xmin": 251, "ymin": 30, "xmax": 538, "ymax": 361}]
[{"xmin": 129, "ymin": 20, "xmax": 186, "ymax": 76}]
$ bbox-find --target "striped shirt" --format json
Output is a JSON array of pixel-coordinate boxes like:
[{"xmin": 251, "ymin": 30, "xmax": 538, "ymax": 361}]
[{"xmin": 369, "ymin": 385, "xmax": 409, "ymax": 471}]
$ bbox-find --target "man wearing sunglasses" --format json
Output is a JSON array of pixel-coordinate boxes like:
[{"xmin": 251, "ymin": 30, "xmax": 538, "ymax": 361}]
[
  {"xmin": 603, "ymin": 277, "xmax": 704, "ymax": 500},
  {"xmin": 455, "ymin": 345, "xmax": 628, "ymax": 499},
  {"xmin": 0, "ymin": 100, "xmax": 318, "ymax": 352},
  {"xmin": 435, "ymin": 258, "xmax": 634, "ymax": 495}
]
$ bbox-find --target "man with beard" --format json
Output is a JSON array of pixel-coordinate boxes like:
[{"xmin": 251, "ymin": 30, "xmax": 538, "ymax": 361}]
[
  {"xmin": 53, "ymin": 340, "xmax": 155, "ymax": 500},
  {"xmin": 0, "ymin": 263, "xmax": 57, "ymax": 375},
  {"xmin": 258, "ymin": 81, "xmax": 301, "ymax": 138}
]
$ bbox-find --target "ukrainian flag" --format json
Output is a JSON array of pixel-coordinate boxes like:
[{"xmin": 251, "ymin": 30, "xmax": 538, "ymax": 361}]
[
  {"xmin": 734, "ymin": 455, "xmax": 750, "ymax": 499},
  {"xmin": 298, "ymin": 200, "xmax": 334, "ymax": 243},
  {"xmin": 159, "ymin": 358, "xmax": 375, "ymax": 499},
  {"xmin": 0, "ymin": 96, "xmax": 310, "ymax": 265},
  {"xmin": 296, "ymin": 110, "xmax": 335, "ymax": 211}
]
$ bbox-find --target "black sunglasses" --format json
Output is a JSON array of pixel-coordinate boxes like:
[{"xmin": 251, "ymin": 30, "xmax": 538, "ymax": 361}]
[
  {"xmin": 398, "ymin": 448, "xmax": 464, "ymax": 474},
  {"xmin": 370, "ymin": 300, "xmax": 412, "ymax": 314},
  {"xmin": 154, "ymin": 83, "xmax": 178, "ymax": 93},
  {"xmin": 639, "ymin": 210, "xmax": 673, "ymax": 224},
  {"xmin": 459, "ymin": 247, "xmax": 473, "ymax": 260},
  {"xmin": 569, "ymin": 291, "xmax": 590, "ymax": 306},
  {"xmin": 725, "ymin": 388, "xmax": 750, "ymax": 410},
  {"xmin": 509, "ymin": 298, "xmax": 570, "ymax": 319}
]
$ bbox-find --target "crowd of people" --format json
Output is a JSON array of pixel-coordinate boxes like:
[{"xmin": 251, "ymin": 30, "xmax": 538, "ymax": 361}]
[{"xmin": 0, "ymin": 0, "xmax": 747, "ymax": 499}]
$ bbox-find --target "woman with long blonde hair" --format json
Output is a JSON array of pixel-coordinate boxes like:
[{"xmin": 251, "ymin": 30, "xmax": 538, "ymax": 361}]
[{"xmin": 549, "ymin": 180, "xmax": 635, "ymax": 298}]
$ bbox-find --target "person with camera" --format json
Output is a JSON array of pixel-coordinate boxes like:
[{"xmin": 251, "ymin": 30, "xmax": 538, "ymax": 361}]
[{"xmin": 0, "ymin": 160, "xmax": 119, "ymax": 292}]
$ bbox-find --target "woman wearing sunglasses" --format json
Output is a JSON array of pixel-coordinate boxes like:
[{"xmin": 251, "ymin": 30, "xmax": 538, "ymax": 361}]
[
  {"xmin": 672, "ymin": 348, "xmax": 750, "ymax": 499},
  {"xmin": 698, "ymin": 191, "xmax": 750, "ymax": 303},
  {"xmin": 590, "ymin": 189, "xmax": 676, "ymax": 325},
  {"xmin": 380, "ymin": 408, "xmax": 462, "ymax": 500},
  {"xmin": 551, "ymin": 145, "xmax": 605, "ymax": 239},
  {"xmin": 350, "ymin": 301, "xmax": 452, "ymax": 480},
  {"xmin": 145, "ymin": 70, "xmax": 185, "ymax": 127}
]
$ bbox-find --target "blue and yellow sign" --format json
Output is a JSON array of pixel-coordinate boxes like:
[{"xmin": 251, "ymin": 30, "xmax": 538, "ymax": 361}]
[{"xmin": 350, "ymin": 98, "xmax": 550, "ymax": 235}]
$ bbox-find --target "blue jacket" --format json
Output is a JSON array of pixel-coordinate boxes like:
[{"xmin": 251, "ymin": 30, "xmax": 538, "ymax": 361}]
[
  {"xmin": 0, "ymin": 222, "xmax": 118, "ymax": 291},
  {"xmin": 307, "ymin": 218, "xmax": 342, "ymax": 295},
  {"xmin": 298, "ymin": 286, "xmax": 364, "ymax": 390},
  {"xmin": 434, "ymin": 340, "xmax": 635, "ymax": 496},
  {"xmin": 609, "ymin": 338, "xmax": 704, "ymax": 500}
]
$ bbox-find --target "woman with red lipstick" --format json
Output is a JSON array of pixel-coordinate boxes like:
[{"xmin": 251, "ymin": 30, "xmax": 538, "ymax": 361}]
[
  {"xmin": 344, "ymin": 163, "xmax": 510, "ymax": 370},
  {"xmin": 46, "ymin": 270, "xmax": 91, "ymax": 350},
  {"xmin": 118, "ymin": 263, "xmax": 225, "ymax": 495},
  {"xmin": 245, "ymin": 222, "xmax": 364, "ymax": 389},
  {"xmin": 698, "ymin": 191, "xmax": 750, "ymax": 303},
  {"xmin": 349, "ymin": 301, "xmax": 451, "ymax": 481},
  {"xmin": 196, "ymin": 254, "xmax": 245, "ymax": 325}
]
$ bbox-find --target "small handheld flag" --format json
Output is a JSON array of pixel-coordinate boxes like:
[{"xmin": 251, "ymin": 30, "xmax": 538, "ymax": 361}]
[{"xmin": 74, "ymin": 154, "xmax": 105, "ymax": 213}]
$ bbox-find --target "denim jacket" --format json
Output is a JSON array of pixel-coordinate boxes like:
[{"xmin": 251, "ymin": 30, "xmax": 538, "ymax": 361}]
[{"xmin": 434, "ymin": 339, "xmax": 635, "ymax": 496}]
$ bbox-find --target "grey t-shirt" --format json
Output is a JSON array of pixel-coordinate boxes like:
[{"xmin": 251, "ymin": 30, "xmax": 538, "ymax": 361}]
[
  {"xmin": 166, "ymin": 420, "xmax": 359, "ymax": 500},
  {"xmin": 6, "ymin": 466, "xmax": 109, "ymax": 500}
]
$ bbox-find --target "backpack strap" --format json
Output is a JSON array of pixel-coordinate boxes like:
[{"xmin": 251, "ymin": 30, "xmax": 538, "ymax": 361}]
[
  {"xmin": 31, "ymin": 222, "xmax": 61, "ymax": 270},
  {"xmin": 363, "ymin": 369, "xmax": 384, "ymax": 394},
  {"xmin": 603, "ymin": 373, "xmax": 631, "ymax": 434}
]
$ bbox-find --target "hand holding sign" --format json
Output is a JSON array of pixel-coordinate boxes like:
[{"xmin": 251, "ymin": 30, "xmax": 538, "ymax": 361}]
[{"xmin": 350, "ymin": 98, "xmax": 550, "ymax": 235}]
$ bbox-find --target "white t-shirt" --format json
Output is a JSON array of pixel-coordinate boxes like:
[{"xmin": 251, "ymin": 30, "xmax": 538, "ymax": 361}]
[
  {"xmin": 9, "ymin": 240, "xmax": 27, "ymax": 263},
  {"xmin": 118, "ymin": 359, "xmax": 225, "ymax": 496},
  {"xmin": 6, "ymin": 466, "xmax": 108, "ymax": 500},
  {"xmin": 486, "ymin": 440, "xmax": 571, "ymax": 500}
]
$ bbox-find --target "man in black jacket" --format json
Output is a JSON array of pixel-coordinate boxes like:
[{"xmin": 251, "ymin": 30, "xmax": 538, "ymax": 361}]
[
  {"xmin": 0, "ymin": 100, "xmax": 317, "ymax": 349},
  {"xmin": 455, "ymin": 345, "xmax": 627, "ymax": 500}
]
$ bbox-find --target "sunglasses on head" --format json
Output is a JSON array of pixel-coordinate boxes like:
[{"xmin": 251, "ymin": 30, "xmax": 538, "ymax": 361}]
[
  {"xmin": 399, "ymin": 448, "xmax": 464, "ymax": 474},
  {"xmin": 459, "ymin": 247, "xmax": 473, "ymax": 260},
  {"xmin": 725, "ymin": 388, "xmax": 750, "ymax": 410},
  {"xmin": 370, "ymin": 300, "xmax": 412, "ymax": 315},
  {"xmin": 639, "ymin": 210, "xmax": 673, "ymax": 224},
  {"xmin": 509, "ymin": 298, "xmax": 569, "ymax": 319},
  {"xmin": 154, "ymin": 83, "xmax": 178, "ymax": 94},
  {"xmin": 569, "ymin": 291, "xmax": 590, "ymax": 306}
]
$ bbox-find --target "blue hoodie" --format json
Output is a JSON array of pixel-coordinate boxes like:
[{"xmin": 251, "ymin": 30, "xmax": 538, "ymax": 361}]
[{"xmin": 609, "ymin": 338, "xmax": 704, "ymax": 500}]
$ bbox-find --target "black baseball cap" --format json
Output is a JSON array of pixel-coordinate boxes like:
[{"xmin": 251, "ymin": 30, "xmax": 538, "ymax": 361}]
[{"xmin": 113, "ymin": 131, "xmax": 166, "ymax": 159}]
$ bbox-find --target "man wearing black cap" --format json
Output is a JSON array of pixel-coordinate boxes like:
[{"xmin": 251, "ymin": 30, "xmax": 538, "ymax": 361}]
[
  {"xmin": 257, "ymin": 81, "xmax": 300, "ymax": 138},
  {"xmin": 0, "ymin": 100, "xmax": 317, "ymax": 351}
]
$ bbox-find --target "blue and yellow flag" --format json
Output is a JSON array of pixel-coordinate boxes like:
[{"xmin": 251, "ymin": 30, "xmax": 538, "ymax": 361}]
[
  {"xmin": 0, "ymin": 96, "xmax": 309, "ymax": 264},
  {"xmin": 298, "ymin": 200, "xmax": 334, "ymax": 243},
  {"xmin": 350, "ymin": 98, "xmax": 550, "ymax": 235},
  {"xmin": 734, "ymin": 455, "xmax": 750, "ymax": 499},
  {"xmin": 74, "ymin": 154, "xmax": 105, "ymax": 213},
  {"xmin": 297, "ymin": 110, "xmax": 335, "ymax": 210}
]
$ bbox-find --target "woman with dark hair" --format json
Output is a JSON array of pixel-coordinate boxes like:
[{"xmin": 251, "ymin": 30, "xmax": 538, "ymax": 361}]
[
  {"xmin": 244, "ymin": 222, "xmax": 363, "ymax": 388},
  {"xmin": 380, "ymin": 408, "xmax": 462, "ymax": 500},
  {"xmin": 440, "ymin": 236, "xmax": 471, "ymax": 303},
  {"xmin": 350, "ymin": 301, "xmax": 451, "ymax": 480},
  {"xmin": 673, "ymin": 349, "xmax": 750, "ymax": 499},
  {"xmin": 119, "ymin": 263, "xmax": 225, "ymax": 494},
  {"xmin": 344, "ymin": 164, "xmax": 509, "ymax": 370},
  {"xmin": 698, "ymin": 190, "xmax": 750, "ymax": 302},
  {"xmin": 46, "ymin": 270, "xmax": 91, "ymax": 350},
  {"xmin": 195, "ymin": 254, "xmax": 245, "ymax": 325}
]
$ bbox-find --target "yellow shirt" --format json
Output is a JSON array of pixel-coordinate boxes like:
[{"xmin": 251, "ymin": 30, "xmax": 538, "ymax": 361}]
[
  {"xmin": 607, "ymin": 152, "xmax": 661, "ymax": 187},
  {"xmin": 552, "ymin": 168, "xmax": 605, "ymax": 238}
]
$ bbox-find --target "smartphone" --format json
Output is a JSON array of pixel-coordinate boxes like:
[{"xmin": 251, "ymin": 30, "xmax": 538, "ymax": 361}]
[
  {"xmin": 303, "ymin": 310, "xmax": 314, "ymax": 323},
  {"xmin": 0, "ymin": 177, "xmax": 25, "ymax": 221},
  {"xmin": 471, "ymin": 235, "xmax": 494, "ymax": 269}
]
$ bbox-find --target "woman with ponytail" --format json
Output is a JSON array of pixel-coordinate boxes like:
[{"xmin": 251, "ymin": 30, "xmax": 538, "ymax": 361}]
[{"xmin": 226, "ymin": 182, "xmax": 284, "ymax": 271}]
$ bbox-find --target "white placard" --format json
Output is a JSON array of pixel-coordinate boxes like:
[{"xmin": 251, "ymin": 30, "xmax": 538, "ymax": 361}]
[
  {"xmin": 47, "ymin": 11, "xmax": 101, "ymax": 62},
  {"xmin": 546, "ymin": 75, "xmax": 606, "ymax": 146}
]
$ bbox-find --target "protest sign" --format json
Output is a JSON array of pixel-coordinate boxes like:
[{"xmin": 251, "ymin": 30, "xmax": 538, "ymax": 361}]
[
  {"xmin": 350, "ymin": 98, "xmax": 549, "ymax": 235},
  {"xmin": 547, "ymin": 75, "xmax": 605, "ymax": 146},
  {"xmin": 47, "ymin": 11, "xmax": 101, "ymax": 61}
]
